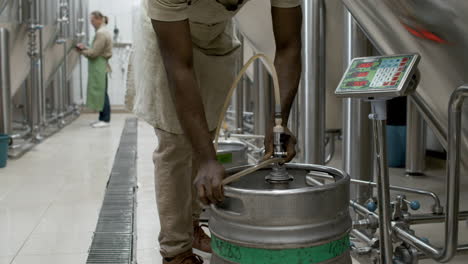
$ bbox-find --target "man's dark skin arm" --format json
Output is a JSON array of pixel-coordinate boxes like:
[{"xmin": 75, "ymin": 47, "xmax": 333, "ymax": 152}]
[
  {"xmin": 263, "ymin": 6, "xmax": 303, "ymax": 162},
  {"xmin": 151, "ymin": 20, "xmax": 225, "ymax": 205}
]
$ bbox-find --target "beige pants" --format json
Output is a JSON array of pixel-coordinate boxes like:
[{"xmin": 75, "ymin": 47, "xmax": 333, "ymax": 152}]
[{"xmin": 153, "ymin": 128, "xmax": 213, "ymax": 258}]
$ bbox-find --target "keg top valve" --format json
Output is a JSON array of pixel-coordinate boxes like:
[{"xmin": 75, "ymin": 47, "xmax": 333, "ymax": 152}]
[{"xmin": 266, "ymin": 114, "xmax": 293, "ymax": 183}]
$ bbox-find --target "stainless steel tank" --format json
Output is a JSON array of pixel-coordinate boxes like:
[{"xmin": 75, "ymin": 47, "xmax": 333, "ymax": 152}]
[
  {"xmin": 210, "ymin": 163, "xmax": 352, "ymax": 264},
  {"xmin": 216, "ymin": 141, "xmax": 249, "ymax": 169}
]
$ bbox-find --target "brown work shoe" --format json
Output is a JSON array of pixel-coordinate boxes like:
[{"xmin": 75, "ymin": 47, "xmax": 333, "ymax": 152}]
[
  {"xmin": 163, "ymin": 250, "xmax": 204, "ymax": 264},
  {"xmin": 193, "ymin": 221, "xmax": 212, "ymax": 253}
]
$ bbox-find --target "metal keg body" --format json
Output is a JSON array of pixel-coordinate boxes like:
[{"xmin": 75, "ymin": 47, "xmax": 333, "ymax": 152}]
[{"xmin": 210, "ymin": 164, "xmax": 353, "ymax": 264}]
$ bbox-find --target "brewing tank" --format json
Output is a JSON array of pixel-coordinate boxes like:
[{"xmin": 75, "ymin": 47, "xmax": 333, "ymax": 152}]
[{"xmin": 210, "ymin": 163, "xmax": 352, "ymax": 264}]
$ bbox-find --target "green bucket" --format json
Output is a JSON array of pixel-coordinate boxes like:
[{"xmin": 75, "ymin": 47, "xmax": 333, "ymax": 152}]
[{"xmin": 0, "ymin": 134, "xmax": 10, "ymax": 168}]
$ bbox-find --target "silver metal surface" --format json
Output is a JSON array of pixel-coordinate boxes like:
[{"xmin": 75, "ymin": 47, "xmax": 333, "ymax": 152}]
[
  {"xmin": 210, "ymin": 163, "xmax": 351, "ymax": 263},
  {"xmin": 310, "ymin": 173, "xmax": 443, "ymax": 215},
  {"xmin": 233, "ymin": 29, "xmax": 244, "ymax": 133},
  {"xmin": 0, "ymin": 0, "xmax": 86, "ymax": 157},
  {"xmin": 216, "ymin": 141, "xmax": 248, "ymax": 169},
  {"xmin": 0, "ymin": 28, "xmax": 11, "ymax": 134},
  {"xmin": 441, "ymin": 85, "xmax": 468, "ymax": 262},
  {"xmin": 406, "ymin": 97, "xmax": 426, "ymax": 176},
  {"xmin": 299, "ymin": 0, "xmax": 326, "ymax": 164},
  {"xmin": 26, "ymin": 0, "xmax": 43, "ymax": 141},
  {"xmin": 342, "ymin": 11, "xmax": 372, "ymax": 205},
  {"xmin": 391, "ymin": 86, "xmax": 468, "ymax": 262},
  {"xmin": 253, "ymin": 60, "xmax": 270, "ymax": 136},
  {"xmin": 370, "ymin": 107, "xmax": 393, "ymax": 264},
  {"xmin": 405, "ymin": 211, "xmax": 468, "ymax": 225},
  {"xmin": 341, "ymin": 0, "xmax": 468, "ymax": 170}
]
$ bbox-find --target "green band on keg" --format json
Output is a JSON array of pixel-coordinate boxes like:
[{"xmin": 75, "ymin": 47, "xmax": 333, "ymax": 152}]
[
  {"xmin": 217, "ymin": 153, "xmax": 233, "ymax": 164},
  {"xmin": 212, "ymin": 235, "xmax": 350, "ymax": 264}
]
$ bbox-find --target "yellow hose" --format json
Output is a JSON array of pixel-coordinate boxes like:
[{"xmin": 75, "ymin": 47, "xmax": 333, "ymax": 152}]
[
  {"xmin": 214, "ymin": 53, "xmax": 284, "ymax": 186},
  {"xmin": 222, "ymin": 157, "xmax": 284, "ymax": 185},
  {"xmin": 214, "ymin": 53, "xmax": 282, "ymax": 151}
]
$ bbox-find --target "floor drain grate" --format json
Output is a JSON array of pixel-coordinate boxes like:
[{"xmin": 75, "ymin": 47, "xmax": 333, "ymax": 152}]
[{"xmin": 86, "ymin": 118, "xmax": 138, "ymax": 264}]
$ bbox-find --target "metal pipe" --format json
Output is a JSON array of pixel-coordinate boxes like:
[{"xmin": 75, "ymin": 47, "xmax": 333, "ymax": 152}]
[
  {"xmin": 406, "ymin": 97, "xmax": 426, "ymax": 176},
  {"xmin": 239, "ymin": 139, "xmax": 263, "ymax": 153},
  {"xmin": 310, "ymin": 173, "xmax": 443, "ymax": 214},
  {"xmin": 55, "ymin": 66, "xmax": 64, "ymax": 122},
  {"xmin": 10, "ymin": 126, "xmax": 31, "ymax": 140},
  {"xmin": 405, "ymin": 211, "xmax": 468, "ymax": 225},
  {"xmin": 440, "ymin": 85, "xmax": 468, "ymax": 262},
  {"xmin": 410, "ymin": 93, "xmax": 448, "ymax": 150},
  {"xmin": 0, "ymin": 0, "xmax": 10, "ymax": 15},
  {"xmin": 324, "ymin": 132, "xmax": 336, "ymax": 164},
  {"xmin": 235, "ymin": 30, "xmax": 245, "ymax": 133},
  {"xmin": 300, "ymin": 0, "xmax": 326, "ymax": 164},
  {"xmin": 393, "ymin": 224, "xmax": 441, "ymax": 259},
  {"xmin": 342, "ymin": 10, "xmax": 373, "ymax": 203},
  {"xmin": 371, "ymin": 100, "xmax": 393, "ymax": 264},
  {"xmin": 351, "ymin": 229, "xmax": 374, "ymax": 247},
  {"xmin": 0, "ymin": 28, "xmax": 12, "ymax": 135},
  {"xmin": 26, "ymin": 1, "xmax": 40, "ymax": 140},
  {"xmin": 350, "ymin": 199, "xmax": 378, "ymax": 219},
  {"xmin": 230, "ymin": 134, "xmax": 264, "ymax": 139},
  {"xmin": 253, "ymin": 60, "xmax": 269, "ymax": 136},
  {"xmin": 392, "ymin": 86, "xmax": 468, "ymax": 262}
]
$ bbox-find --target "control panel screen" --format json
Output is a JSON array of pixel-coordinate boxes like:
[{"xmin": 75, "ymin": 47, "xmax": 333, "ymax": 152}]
[
  {"xmin": 357, "ymin": 62, "xmax": 374, "ymax": 68},
  {"xmin": 336, "ymin": 54, "xmax": 417, "ymax": 96}
]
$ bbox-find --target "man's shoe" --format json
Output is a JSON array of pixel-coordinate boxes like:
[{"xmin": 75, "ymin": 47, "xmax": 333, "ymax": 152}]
[
  {"xmin": 193, "ymin": 221, "xmax": 212, "ymax": 253},
  {"xmin": 92, "ymin": 121, "xmax": 110, "ymax": 128},
  {"xmin": 163, "ymin": 250, "xmax": 203, "ymax": 264}
]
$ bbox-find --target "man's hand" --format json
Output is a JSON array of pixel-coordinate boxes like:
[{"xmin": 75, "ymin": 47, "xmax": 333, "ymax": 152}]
[
  {"xmin": 194, "ymin": 159, "xmax": 226, "ymax": 205},
  {"xmin": 262, "ymin": 126, "xmax": 297, "ymax": 163}
]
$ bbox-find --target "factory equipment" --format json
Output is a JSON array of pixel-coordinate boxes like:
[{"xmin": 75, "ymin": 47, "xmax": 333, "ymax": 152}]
[
  {"xmin": 0, "ymin": 0, "xmax": 88, "ymax": 158},
  {"xmin": 314, "ymin": 53, "xmax": 468, "ymax": 263},
  {"xmin": 208, "ymin": 49, "xmax": 353, "ymax": 263},
  {"xmin": 210, "ymin": 164, "xmax": 352, "ymax": 264}
]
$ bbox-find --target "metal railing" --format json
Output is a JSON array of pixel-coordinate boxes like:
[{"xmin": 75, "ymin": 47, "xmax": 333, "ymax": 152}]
[{"xmin": 312, "ymin": 85, "xmax": 468, "ymax": 263}]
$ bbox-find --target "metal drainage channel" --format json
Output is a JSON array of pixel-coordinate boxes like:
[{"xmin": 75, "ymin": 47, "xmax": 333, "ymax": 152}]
[{"xmin": 87, "ymin": 118, "xmax": 138, "ymax": 264}]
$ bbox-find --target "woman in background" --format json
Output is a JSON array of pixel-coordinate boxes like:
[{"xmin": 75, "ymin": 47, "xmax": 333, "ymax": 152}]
[{"xmin": 77, "ymin": 11, "xmax": 113, "ymax": 128}]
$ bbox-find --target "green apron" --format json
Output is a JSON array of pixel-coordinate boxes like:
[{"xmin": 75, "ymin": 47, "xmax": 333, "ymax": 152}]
[{"xmin": 86, "ymin": 45, "xmax": 108, "ymax": 111}]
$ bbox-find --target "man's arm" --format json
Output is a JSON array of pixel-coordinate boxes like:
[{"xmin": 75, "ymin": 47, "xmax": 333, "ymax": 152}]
[
  {"xmin": 264, "ymin": 6, "xmax": 303, "ymax": 162},
  {"xmin": 151, "ymin": 19, "xmax": 225, "ymax": 205}
]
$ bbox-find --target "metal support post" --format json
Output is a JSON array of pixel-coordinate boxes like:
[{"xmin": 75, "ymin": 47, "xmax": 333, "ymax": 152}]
[
  {"xmin": 343, "ymin": 10, "xmax": 373, "ymax": 203},
  {"xmin": 299, "ymin": 0, "xmax": 326, "ymax": 164},
  {"xmin": 392, "ymin": 85, "xmax": 468, "ymax": 263},
  {"xmin": 406, "ymin": 97, "xmax": 426, "ymax": 176},
  {"xmin": 254, "ymin": 60, "xmax": 269, "ymax": 136},
  {"xmin": 370, "ymin": 100, "xmax": 393, "ymax": 264},
  {"xmin": 0, "ymin": 28, "xmax": 12, "ymax": 135},
  {"xmin": 234, "ymin": 31, "xmax": 244, "ymax": 133},
  {"xmin": 26, "ymin": 0, "xmax": 43, "ymax": 141}
]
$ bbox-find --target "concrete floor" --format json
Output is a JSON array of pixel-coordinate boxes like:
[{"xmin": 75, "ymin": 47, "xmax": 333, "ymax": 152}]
[{"xmin": 0, "ymin": 113, "xmax": 467, "ymax": 263}]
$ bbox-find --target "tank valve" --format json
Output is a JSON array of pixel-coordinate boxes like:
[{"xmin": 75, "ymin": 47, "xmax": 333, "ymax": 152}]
[{"xmin": 367, "ymin": 201, "xmax": 378, "ymax": 212}]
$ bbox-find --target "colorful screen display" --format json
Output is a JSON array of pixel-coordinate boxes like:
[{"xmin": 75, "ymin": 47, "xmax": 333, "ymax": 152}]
[
  {"xmin": 347, "ymin": 81, "xmax": 368, "ymax": 87},
  {"xmin": 357, "ymin": 63, "xmax": 374, "ymax": 68},
  {"xmin": 354, "ymin": 72, "xmax": 369, "ymax": 77}
]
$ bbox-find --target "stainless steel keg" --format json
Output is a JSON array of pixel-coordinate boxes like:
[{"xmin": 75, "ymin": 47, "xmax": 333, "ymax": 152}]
[
  {"xmin": 216, "ymin": 141, "xmax": 249, "ymax": 169},
  {"xmin": 210, "ymin": 163, "xmax": 352, "ymax": 264}
]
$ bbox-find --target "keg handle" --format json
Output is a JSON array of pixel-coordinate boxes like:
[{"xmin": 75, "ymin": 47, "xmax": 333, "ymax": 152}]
[{"xmin": 210, "ymin": 188, "xmax": 249, "ymax": 221}]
